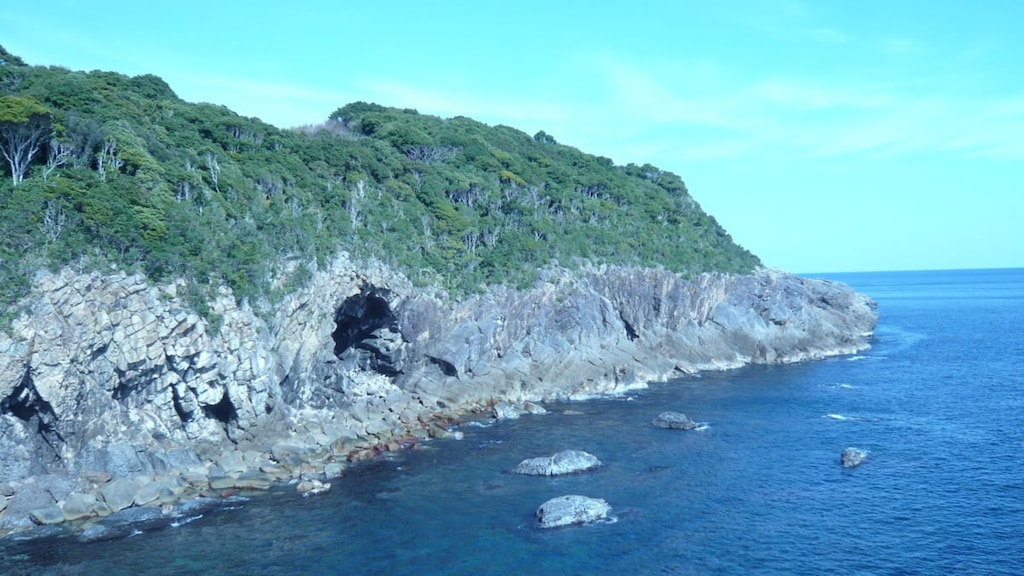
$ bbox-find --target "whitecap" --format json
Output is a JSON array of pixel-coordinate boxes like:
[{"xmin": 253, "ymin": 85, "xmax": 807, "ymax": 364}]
[
  {"xmin": 694, "ymin": 423, "xmax": 710, "ymax": 431},
  {"xmin": 825, "ymin": 413, "xmax": 851, "ymax": 421},
  {"xmin": 466, "ymin": 421, "xmax": 493, "ymax": 428},
  {"xmin": 170, "ymin": 514, "xmax": 204, "ymax": 528},
  {"xmin": 846, "ymin": 355, "xmax": 868, "ymax": 362}
]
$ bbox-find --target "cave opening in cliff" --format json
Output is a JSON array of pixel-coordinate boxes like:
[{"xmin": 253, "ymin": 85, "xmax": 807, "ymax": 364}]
[
  {"xmin": 0, "ymin": 369, "xmax": 63, "ymax": 450},
  {"xmin": 202, "ymin": 391, "xmax": 237, "ymax": 424},
  {"xmin": 332, "ymin": 289, "xmax": 397, "ymax": 358}
]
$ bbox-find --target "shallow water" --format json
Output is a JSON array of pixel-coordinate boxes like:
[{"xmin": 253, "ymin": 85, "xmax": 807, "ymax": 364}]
[{"xmin": 4, "ymin": 268, "xmax": 1023, "ymax": 575}]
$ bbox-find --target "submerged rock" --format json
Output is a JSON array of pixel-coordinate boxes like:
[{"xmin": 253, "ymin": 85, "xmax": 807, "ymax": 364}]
[
  {"xmin": 841, "ymin": 447, "xmax": 868, "ymax": 468},
  {"xmin": 536, "ymin": 495, "xmax": 611, "ymax": 528},
  {"xmin": 513, "ymin": 450, "xmax": 602, "ymax": 476},
  {"xmin": 651, "ymin": 411, "xmax": 700, "ymax": 430}
]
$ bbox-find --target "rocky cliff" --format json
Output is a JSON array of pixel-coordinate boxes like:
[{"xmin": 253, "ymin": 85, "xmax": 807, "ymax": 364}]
[{"xmin": 0, "ymin": 255, "xmax": 877, "ymax": 534}]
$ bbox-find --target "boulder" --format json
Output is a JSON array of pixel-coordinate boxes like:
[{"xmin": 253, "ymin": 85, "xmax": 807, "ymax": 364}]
[
  {"xmin": 514, "ymin": 450, "xmax": 602, "ymax": 476},
  {"xmin": 29, "ymin": 504, "xmax": 66, "ymax": 526},
  {"xmin": 492, "ymin": 401, "xmax": 520, "ymax": 420},
  {"xmin": 535, "ymin": 495, "xmax": 611, "ymax": 528},
  {"xmin": 61, "ymin": 492, "xmax": 97, "ymax": 522},
  {"xmin": 297, "ymin": 479, "xmax": 330, "ymax": 497},
  {"xmin": 652, "ymin": 411, "xmax": 700, "ymax": 430},
  {"xmin": 99, "ymin": 478, "xmax": 138, "ymax": 512},
  {"xmin": 841, "ymin": 447, "xmax": 868, "ymax": 468}
]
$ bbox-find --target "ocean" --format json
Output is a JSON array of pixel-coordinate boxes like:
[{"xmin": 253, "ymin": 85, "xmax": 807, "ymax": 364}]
[{"xmin": 3, "ymin": 268, "xmax": 1023, "ymax": 575}]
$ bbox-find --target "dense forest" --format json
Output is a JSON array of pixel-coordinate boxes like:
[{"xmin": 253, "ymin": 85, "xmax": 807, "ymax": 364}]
[{"xmin": 0, "ymin": 46, "xmax": 759, "ymax": 325}]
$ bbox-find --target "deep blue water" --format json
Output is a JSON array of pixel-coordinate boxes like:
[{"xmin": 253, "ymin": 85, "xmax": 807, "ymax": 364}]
[{"xmin": 4, "ymin": 268, "xmax": 1023, "ymax": 575}]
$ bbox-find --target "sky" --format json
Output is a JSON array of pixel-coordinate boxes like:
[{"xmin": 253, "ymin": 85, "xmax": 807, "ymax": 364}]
[{"xmin": 3, "ymin": 0, "xmax": 1022, "ymax": 273}]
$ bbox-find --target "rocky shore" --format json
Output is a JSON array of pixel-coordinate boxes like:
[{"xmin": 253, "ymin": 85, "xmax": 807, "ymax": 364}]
[{"xmin": 0, "ymin": 254, "xmax": 877, "ymax": 538}]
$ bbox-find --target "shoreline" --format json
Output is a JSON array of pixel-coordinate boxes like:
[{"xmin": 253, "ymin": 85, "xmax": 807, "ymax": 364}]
[{"xmin": 0, "ymin": 258, "xmax": 878, "ymax": 540}]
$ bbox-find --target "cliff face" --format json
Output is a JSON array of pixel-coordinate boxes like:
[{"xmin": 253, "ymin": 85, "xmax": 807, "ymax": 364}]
[{"xmin": 0, "ymin": 255, "xmax": 877, "ymax": 490}]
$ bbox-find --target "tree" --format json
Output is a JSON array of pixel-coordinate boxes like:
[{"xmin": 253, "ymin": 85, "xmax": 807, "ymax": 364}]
[{"xmin": 0, "ymin": 95, "xmax": 51, "ymax": 186}]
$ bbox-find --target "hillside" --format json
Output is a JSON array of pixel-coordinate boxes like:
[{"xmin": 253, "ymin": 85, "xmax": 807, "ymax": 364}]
[{"xmin": 0, "ymin": 46, "xmax": 757, "ymax": 323}]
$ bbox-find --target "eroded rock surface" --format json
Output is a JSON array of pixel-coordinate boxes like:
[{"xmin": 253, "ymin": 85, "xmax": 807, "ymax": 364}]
[{"xmin": 0, "ymin": 255, "xmax": 877, "ymax": 536}]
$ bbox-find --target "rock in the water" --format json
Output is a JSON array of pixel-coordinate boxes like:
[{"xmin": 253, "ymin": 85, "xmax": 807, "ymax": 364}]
[
  {"xmin": 522, "ymin": 401, "xmax": 548, "ymax": 415},
  {"xmin": 841, "ymin": 447, "xmax": 868, "ymax": 468},
  {"xmin": 652, "ymin": 411, "xmax": 700, "ymax": 430},
  {"xmin": 535, "ymin": 495, "xmax": 611, "ymax": 528},
  {"xmin": 296, "ymin": 479, "xmax": 330, "ymax": 497},
  {"xmin": 514, "ymin": 450, "xmax": 602, "ymax": 476},
  {"xmin": 492, "ymin": 401, "xmax": 520, "ymax": 420}
]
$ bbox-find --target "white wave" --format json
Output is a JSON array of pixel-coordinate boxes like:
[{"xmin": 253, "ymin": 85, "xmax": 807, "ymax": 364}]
[
  {"xmin": 466, "ymin": 420, "xmax": 493, "ymax": 428},
  {"xmin": 170, "ymin": 514, "xmax": 204, "ymax": 528},
  {"xmin": 846, "ymin": 355, "xmax": 868, "ymax": 362},
  {"xmin": 694, "ymin": 423, "xmax": 710, "ymax": 431},
  {"xmin": 825, "ymin": 413, "xmax": 852, "ymax": 421}
]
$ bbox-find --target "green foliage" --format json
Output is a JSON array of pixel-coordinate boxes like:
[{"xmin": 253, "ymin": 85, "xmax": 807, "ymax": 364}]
[{"xmin": 0, "ymin": 49, "xmax": 760, "ymax": 321}]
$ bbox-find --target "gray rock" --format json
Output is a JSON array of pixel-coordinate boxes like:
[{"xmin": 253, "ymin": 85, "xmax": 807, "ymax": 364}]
[
  {"xmin": 0, "ymin": 495, "xmax": 7, "ymax": 513},
  {"xmin": 77, "ymin": 506, "xmax": 169, "ymax": 543},
  {"xmin": 232, "ymin": 471, "xmax": 274, "ymax": 490},
  {"xmin": 522, "ymin": 401, "xmax": 548, "ymax": 415},
  {"xmin": 841, "ymin": 447, "xmax": 868, "ymax": 468},
  {"xmin": 1, "ymin": 256, "xmax": 879, "ymax": 540},
  {"xmin": 29, "ymin": 504, "xmax": 66, "ymax": 525},
  {"xmin": 208, "ymin": 476, "xmax": 236, "ymax": 490},
  {"xmin": 297, "ymin": 479, "xmax": 330, "ymax": 497},
  {"xmin": 514, "ymin": 450, "xmax": 602, "ymax": 476},
  {"xmin": 652, "ymin": 411, "xmax": 700, "ymax": 430},
  {"xmin": 61, "ymin": 492, "xmax": 97, "ymax": 521},
  {"xmin": 536, "ymin": 495, "xmax": 612, "ymax": 528},
  {"xmin": 100, "ymin": 478, "xmax": 138, "ymax": 512},
  {"xmin": 492, "ymin": 401, "xmax": 520, "ymax": 420}
]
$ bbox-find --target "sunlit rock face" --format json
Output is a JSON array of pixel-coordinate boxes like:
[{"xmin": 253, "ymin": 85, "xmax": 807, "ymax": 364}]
[{"xmin": 0, "ymin": 255, "xmax": 877, "ymax": 492}]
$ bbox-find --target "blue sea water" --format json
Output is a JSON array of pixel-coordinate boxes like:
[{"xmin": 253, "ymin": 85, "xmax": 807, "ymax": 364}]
[{"xmin": 4, "ymin": 268, "xmax": 1023, "ymax": 575}]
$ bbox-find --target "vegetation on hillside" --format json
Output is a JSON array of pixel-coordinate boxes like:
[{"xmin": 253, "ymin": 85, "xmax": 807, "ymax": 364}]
[{"xmin": 0, "ymin": 46, "xmax": 758, "ymax": 324}]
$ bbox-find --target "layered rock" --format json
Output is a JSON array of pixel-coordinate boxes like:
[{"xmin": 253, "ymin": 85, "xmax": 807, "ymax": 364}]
[{"xmin": 0, "ymin": 254, "xmax": 877, "ymax": 535}]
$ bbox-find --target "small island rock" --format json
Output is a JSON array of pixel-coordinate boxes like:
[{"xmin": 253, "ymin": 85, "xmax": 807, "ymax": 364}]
[
  {"xmin": 652, "ymin": 411, "xmax": 700, "ymax": 430},
  {"xmin": 514, "ymin": 450, "xmax": 602, "ymax": 476},
  {"xmin": 841, "ymin": 447, "xmax": 868, "ymax": 468},
  {"xmin": 536, "ymin": 495, "xmax": 611, "ymax": 528}
]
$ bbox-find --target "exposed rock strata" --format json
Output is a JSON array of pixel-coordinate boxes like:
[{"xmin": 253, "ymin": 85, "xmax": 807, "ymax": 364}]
[{"xmin": 0, "ymin": 254, "xmax": 877, "ymax": 535}]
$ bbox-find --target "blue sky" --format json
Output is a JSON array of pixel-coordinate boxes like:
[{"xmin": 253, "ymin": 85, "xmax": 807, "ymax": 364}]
[{"xmin": 4, "ymin": 0, "xmax": 1022, "ymax": 273}]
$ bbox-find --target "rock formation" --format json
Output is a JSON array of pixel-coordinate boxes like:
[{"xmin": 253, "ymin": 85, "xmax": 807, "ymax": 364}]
[
  {"xmin": 0, "ymin": 254, "xmax": 877, "ymax": 535},
  {"xmin": 652, "ymin": 411, "xmax": 701, "ymax": 430},
  {"xmin": 535, "ymin": 495, "xmax": 612, "ymax": 528},
  {"xmin": 841, "ymin": 447, "xmax": 868, "ymax": 468},
  {"xmin": 513, "ymin": 450, "xmax": 602, "ymax": 476}
]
